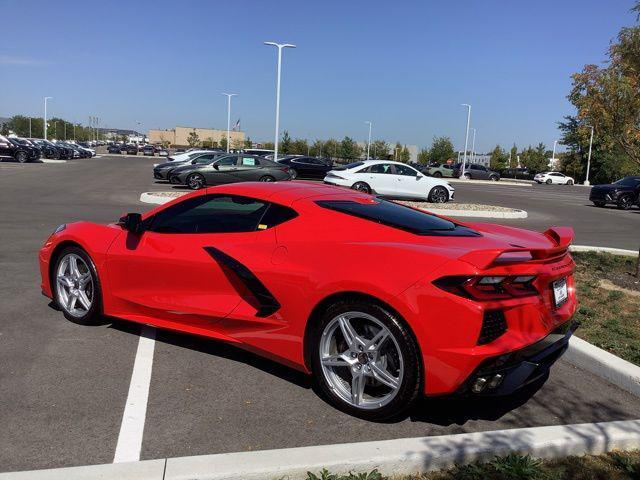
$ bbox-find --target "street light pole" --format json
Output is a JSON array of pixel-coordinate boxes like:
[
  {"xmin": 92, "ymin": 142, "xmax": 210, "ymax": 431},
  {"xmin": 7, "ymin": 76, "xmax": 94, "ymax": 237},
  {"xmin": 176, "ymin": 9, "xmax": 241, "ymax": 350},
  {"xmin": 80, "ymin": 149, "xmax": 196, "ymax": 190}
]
[
  {"xmin": 470, "ymin": 128, "xmax": 476, "ymax": 164},
  {"xmin": 264, "ymin": 41, "xmax": 296, "ymax": 161},
  {"xmin": 365, "ymin": 121, "xmax": 372, "ymax": 160},
  {"xmin": 461, "ymin": 104, "xmax": 471, "ymax": 179},
  {"xmin": 43, "ymin": 97, "xmax": 52, "ymax": 139},
  {"xmin": 222, "ymin": 93, "xmax": 237, "ymax": 153},
  {"xmin": 584, "ymin": 126, "xmax": 594, "ymax": 186}
]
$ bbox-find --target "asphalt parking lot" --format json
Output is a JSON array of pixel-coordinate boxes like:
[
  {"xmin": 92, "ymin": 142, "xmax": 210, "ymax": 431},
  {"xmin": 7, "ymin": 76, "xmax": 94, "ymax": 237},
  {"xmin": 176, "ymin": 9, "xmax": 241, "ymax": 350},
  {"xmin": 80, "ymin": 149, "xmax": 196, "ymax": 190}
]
[{"xmin": 1, "ymin": 155, "xmax": 639, "ymax": 472}]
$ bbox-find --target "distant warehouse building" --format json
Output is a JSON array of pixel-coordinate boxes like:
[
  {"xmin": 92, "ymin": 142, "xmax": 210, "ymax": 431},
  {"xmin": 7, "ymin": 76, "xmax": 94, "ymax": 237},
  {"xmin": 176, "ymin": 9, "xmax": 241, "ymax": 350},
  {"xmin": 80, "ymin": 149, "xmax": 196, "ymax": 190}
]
[{"xmin": 148, "ymin": 126, "xmax": 245, "ymax": 148}]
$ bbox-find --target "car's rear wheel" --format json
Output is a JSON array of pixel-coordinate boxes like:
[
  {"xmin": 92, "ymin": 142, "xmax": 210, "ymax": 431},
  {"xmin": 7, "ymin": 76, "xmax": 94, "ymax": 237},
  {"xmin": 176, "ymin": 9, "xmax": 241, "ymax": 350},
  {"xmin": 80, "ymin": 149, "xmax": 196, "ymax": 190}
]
[
  {"xmin": 351, "ymin": 181, "xmax": 371, "ymax": 194},
  {"xmin": 546, "ymin": 179, "xmax": 552, "ymax": 184},
  {"xmin": 259, "ymin": 175, "xmax": 276, "ymax": 182},
  {"xmin": 187, "ymin": 173, "xmax": 206, "ymax": 190},
  {"xmin": 53, "ymin": 247, "xmax": 102, "ymax": 325},
  {"xmin": 16, "ymin": 151, "xmax": 28, "ymax": 163},
  {"xmin": 463, "ymin": 172, "xmax": 471, "ymax": 180},
  {"xmin": 428, "ymin": 186, "xmax": 449, "ymax": 203},
  {"xmin": 289, "ymin": 169, "xmax": 298, "ymax": 180},
  {"xmin": 593, "ymin": 201, "xmax": 606, "ymax": 208},
  {"xmin": 311, "ymin": 299, "xmax": 421, "ymax": 421},
  {"xmin": 432, "ymin": 171, "xmax": 442, "ymax": 178},
  {"xmin": 617, "ymin": 194, "xmax": 633, "ymax": 210},
  {"xmin": 490, "ymin": 175, "xmax": 499, "ymax": 181}
]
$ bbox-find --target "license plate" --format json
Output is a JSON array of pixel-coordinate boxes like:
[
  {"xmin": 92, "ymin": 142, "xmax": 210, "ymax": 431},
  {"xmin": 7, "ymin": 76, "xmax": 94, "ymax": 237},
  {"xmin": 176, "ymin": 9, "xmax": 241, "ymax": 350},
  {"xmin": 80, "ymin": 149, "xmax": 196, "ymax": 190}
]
[{"xmin": 552, "ymin": 277, "xmax": 568, "ymax": 307}]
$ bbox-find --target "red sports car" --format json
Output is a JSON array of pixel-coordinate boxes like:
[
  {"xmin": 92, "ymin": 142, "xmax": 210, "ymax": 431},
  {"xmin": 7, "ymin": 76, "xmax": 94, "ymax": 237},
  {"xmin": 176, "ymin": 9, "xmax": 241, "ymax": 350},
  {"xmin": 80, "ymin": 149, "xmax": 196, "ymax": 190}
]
[{"xmin": 39, "ymin": 182, "xmax": 577, "ymax": 420}]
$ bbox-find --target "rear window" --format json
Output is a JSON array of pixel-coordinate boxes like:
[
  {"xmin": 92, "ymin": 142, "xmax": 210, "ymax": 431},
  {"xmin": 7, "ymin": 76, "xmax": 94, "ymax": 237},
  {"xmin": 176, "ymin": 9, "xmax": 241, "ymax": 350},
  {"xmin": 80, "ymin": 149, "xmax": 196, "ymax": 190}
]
[{"xmin": 315, "ymin": 199, "xmax": 480, "ymax": 237}]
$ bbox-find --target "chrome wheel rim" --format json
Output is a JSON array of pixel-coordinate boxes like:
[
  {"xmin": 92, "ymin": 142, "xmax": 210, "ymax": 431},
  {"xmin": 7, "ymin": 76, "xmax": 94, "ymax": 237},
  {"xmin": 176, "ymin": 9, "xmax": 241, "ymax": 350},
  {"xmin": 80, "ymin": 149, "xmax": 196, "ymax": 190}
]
[
  {"xmin": 431, "ymin": 187, "xmax": 447, "ymax": 203},
  {"xmin": 353, "ymin": 183, "xmax": 369, "ymax": 193},
  {"xmin": 290, "ymin": 170, "xmax": 297, "ymax": 179},
  {"xmin": 319, "ymin": 312, "xmax": 403, "ymax": 410},
  {"xmin": 260, "ymin": 176, "xmax": 274, "ymax": 182},
  {"xmin": 56, "ymin": 253, "xmax": 93, "ymax": 318},
  {"xmin": 188, "ymin": 175, "xmax": 203, "ymax": 189}
]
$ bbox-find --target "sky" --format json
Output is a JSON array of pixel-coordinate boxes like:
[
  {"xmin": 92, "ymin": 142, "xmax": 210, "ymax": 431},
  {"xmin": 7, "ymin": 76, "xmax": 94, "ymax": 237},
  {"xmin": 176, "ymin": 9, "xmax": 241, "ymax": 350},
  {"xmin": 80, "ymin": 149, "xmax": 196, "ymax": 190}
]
[{"xmin": 0, "ymin": 0, "xmax": 635, "ymax": 152}]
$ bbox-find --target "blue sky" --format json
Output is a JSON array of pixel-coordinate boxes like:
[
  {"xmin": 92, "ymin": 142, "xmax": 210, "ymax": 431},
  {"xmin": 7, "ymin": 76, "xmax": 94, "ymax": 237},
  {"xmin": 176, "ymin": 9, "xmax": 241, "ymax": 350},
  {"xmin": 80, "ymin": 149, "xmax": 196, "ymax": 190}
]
[{"xmin": 0, "ymin": 0, "xmax": 635, "ymax": 152}]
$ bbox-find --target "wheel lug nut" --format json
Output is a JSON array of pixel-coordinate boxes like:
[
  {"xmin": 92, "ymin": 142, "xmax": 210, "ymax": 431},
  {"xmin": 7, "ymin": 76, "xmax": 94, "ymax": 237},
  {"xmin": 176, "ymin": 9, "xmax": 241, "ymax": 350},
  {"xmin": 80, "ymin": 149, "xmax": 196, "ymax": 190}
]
[{"xmin": 351, "ymin": 352, "xmax": 357, "ymax": 358}]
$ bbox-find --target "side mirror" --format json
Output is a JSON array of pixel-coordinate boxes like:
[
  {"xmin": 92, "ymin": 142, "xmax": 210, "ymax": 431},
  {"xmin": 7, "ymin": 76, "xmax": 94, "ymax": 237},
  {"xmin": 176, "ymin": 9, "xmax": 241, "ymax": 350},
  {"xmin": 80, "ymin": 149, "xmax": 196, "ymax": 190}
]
[
  {"xmin": 119, "ymin": 213, "xmax": 145, "ymax": 234},
  {"xmin": 213, "ymin": 164, "xmax": 219, "ymax": 170}
]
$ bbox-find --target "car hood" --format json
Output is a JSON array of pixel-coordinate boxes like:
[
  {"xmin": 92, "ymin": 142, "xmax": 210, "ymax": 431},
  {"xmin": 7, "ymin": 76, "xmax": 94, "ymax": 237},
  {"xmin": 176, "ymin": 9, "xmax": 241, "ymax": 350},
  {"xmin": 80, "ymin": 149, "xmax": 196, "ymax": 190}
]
[{"xmin": 591, "ymin": 183, "xmax": 628, "ymax": 191}]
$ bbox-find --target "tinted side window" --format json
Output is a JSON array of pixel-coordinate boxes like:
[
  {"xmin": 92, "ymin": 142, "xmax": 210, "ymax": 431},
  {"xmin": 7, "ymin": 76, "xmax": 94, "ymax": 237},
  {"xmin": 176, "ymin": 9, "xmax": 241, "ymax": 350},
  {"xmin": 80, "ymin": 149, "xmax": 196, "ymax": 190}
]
[
  {"xmin": 395, "ymin": 164, "xmax": 418, "ymax": 176},
  {"xmin": 259, "ymin": 204, "xmax": 298, "ymax": 229},
  {"xmin": 150, "ymin": 195, "xmax": 269, "ymax": 234},
  {"xmin": 215, "ymin": 156, "xmax": 238, "ymax": 166},
  {"xmin": 315, "ymin": 200, "xmax": 480, "ymax": 237},
  {"xmin": 370, "ymin": 163, "xmax": 393, "ymax": 174}
]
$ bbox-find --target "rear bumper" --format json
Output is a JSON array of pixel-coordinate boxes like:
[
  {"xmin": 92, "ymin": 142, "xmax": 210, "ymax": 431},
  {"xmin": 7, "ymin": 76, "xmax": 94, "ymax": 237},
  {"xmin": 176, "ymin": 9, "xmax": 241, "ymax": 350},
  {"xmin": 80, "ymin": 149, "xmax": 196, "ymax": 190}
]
[{"xmin": 455, "ymin": 320, "xmax": 578, "ymax": 396}]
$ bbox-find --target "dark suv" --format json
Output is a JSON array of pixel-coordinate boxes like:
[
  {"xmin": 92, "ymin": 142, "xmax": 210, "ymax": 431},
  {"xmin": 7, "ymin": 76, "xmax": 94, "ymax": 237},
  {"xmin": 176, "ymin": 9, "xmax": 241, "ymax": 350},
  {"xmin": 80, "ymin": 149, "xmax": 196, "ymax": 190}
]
[
  {"xmin": 0, "ymin": 135, "xmax": 36, "ymax": 163},
  {"xmin": 453, "ymin": 163, "xmax": 500, "ymax": 181},
  {"xmin": 589, "ymin": 176, "xmax": 640, "ymax": 210}
]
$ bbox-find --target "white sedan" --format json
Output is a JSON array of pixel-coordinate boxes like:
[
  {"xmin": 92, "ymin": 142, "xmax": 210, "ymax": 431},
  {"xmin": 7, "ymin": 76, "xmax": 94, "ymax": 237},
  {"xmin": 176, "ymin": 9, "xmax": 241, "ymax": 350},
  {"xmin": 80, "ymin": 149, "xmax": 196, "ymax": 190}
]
[
  {"xmin": 534, "ymin": 172, "xmax": 575, "ymax": 185},
  {"xmin": 324, "ymin": 160, "xmax": 455, "ymax": 202}
]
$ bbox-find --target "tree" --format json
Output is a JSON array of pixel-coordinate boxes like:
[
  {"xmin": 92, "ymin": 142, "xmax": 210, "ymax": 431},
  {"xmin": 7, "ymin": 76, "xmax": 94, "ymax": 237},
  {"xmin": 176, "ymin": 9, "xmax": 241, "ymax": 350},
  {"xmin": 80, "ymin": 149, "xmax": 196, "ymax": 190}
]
[
  {"xmin": 219, "ymin": 136, "xmax": 228, "ymax": 151},
  {"xmin": 291, "ymin": 138, "xmax": 309, "ymax": 155},
  {"xmin": 311, "ymin": 140, "xmax": 324, "ymax": 157},
  {"xmin": 417, "ymin": 148, "xmax": 429, "ymax": 164},
  {"xmin": 400, "ymin": 145, "xmax": 411, "ymax": 163},
  {"xmin": 262, "ymin": 141, "xmax": 275, "ymax": 150},
  {"xmin": 323, "ymin": 139, "xmax": 340, "ymax": 159},
  {"xmin": 520, "ymin": 143, "xmax": 549, "ymax": 172},
  {"xmin": 232, "ymin": 138, "xmax": 244, "ymax": 150},
  {"xmin": 489, "ymin": 145, "xmax": 509, "ymax": 170},
  {"xmin": 280, "ymin": 130, "xmax": 292, "ymax": 154},
  {"xmin": 565, "ymin": 2, "xmax": 640, "ymax": 176},
  {"xmin": 510, "ymin": 144, "xmax": 518, "ymax": 167},
  {"xmin": 427, "ymin": 136, "xmax": 455, "ymax": 165},
  {"xmin": 393, "ymin": 142, "xmax": 403, "ymax": 160},
  {"xmin": 339, "ymin": 136, "xmax": 362, "ymax": 159},
  {"xmin": 244, "ymin": 138, "xmax": 252, "ymax": 148},
  {"xmin": 187, "ymin": 130, "xmax": 200, "ymax": 147},
  {"xmin": 370, "ymin": 140, "xmax": 389, "ymax": 159}
]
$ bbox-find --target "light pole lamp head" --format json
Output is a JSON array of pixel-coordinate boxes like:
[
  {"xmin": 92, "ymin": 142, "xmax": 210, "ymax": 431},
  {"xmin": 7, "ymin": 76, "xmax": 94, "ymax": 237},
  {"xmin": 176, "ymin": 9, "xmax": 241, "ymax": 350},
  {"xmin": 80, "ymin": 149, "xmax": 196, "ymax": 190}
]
[
  {"xmin": 222, "ymin": 93, "xmax": 238, "ymax": 98},
  {"xmin": 264, "ymin": 41, "xmax": 296, "ymax": 49}
]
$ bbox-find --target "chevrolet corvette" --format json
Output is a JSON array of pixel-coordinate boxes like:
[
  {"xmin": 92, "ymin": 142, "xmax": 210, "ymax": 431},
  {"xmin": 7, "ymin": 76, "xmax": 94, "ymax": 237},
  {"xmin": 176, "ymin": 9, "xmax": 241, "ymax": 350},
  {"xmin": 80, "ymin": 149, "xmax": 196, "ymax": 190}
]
[{"xmin": 39, "ymin": 182, "xmax": 577, "ymax": 420}]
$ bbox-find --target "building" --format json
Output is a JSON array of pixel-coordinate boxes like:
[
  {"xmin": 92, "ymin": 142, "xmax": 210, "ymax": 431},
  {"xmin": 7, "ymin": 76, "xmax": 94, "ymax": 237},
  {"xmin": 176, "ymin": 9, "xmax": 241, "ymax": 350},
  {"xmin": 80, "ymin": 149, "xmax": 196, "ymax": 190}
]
[{"xmin": 148, "ymin": 126, "xmax": 245, "ymax": 148}]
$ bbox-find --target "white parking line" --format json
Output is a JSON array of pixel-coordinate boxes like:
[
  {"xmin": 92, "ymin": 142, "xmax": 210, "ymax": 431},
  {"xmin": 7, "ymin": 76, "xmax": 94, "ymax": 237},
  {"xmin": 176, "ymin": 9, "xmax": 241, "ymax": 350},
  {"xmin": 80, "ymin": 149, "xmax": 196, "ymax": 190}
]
[{"xmin": 113, "ymin": 325, "xmax": 156, "ymax": 463}]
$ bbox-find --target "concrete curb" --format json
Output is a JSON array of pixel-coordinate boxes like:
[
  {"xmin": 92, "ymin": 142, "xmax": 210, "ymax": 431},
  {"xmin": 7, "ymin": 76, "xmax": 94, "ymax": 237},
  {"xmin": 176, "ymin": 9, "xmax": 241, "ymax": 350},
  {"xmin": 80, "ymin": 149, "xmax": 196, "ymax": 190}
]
[
  {"xmin": 447, "ymin": 178, "xmax": 531, "ymax": 187},
  {"xmin": 570, "ymin": 245, "xmax": 638, "ymax": 257},
  {"xmin": 427, "ymin": 208, "xmax": 528, "ymax": 219},
  {"xmin": 3, "ymin": 420, "xmax": 640, "ymax": 480},
  {"xmin": 40, "ymin": 159, "xmax": 67, "ymax": 164},
  {"xmin": 565, "ymin": 337, "xmax": 640, "ymax": 398}
]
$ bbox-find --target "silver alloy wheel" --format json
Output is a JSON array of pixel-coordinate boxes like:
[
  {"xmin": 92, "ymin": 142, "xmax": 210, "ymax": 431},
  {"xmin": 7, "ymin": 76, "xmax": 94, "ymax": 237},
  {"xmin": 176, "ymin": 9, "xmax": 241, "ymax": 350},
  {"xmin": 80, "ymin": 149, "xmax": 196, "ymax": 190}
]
[
  {"xmin": 319, "ymin": 311, "xmax": 404, "ymax": 410},
  {"xmin": 430, "ymin": 186, "xmax": 448, "ymax": 203},
  {"xmin": 260, "ymin": 175, "xmax": 275, "ymax": 182},
  {"xmin": 290, "ymin": 169, "xmax": 298, "ymax": 179},
  {"xmin": 188, "ymin": 174, "xmax": 204, "ymax": 189},
  {"xmin": 56, "ymin": 253, "xmax": 93, "ymax": 318}
]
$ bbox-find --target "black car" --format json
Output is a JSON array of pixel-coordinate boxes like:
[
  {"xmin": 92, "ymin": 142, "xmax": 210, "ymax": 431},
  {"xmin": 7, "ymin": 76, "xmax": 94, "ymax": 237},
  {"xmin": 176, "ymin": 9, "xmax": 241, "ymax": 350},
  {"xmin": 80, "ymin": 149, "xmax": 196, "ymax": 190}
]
[
  {"xmin": 108, "ymin": 144, "xmax": 124, "ymax": 154},
  {"xmin": 499, "ymin": 167, "xmax": 537, "ymax": 181},
  {"xmin": 154, "ymin": 152, "xmax": 229, "ymax": 181},
  {"xmin": 143, "ymin": 145, "xmax": 156, "ymax": 156},
  {"xmin": 28, "ymin": 138, "xmax": 62, "ymax": 159},
  {"xmin": 57, "ymin": 141, "xmax": 90, "ymax": 158},
  {"xmin": 452, "ymin": 163, "xmax": 500, "ymax": 181},
  {"xmin": 7, "ymin": 137, "xmax": 41, "ymax": 161},
  {"xmin": 589, "ymin": 176, "xmax": 640, "ymax": 210},
  {"xmin": 0, "ymin": 135, "xmax": 35, "ymax": 163},
  {"xmin": 125, "ymin": 144, "xmax": 139, "ymax": 155},
  {"xmin": 169, "ymin": 153, "xmax": 292, "ymax": 189},
  {"xmin": 275, "ymin": 156, "xmax": 333, "ymax": 179}
]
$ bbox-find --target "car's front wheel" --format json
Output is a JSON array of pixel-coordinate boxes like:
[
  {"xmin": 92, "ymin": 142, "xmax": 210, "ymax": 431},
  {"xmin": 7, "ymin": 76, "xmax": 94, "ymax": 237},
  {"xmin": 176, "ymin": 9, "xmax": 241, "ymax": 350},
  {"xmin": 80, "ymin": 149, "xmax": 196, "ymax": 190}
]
[
  {"xmin": 53, "ymin": 247, "xmax": 102, "ymax": 325},
  {"xmin": 187, "ymin": 173, "xmax": 206, "ymax": 189},
  {"xmin": 617, "ymin": 194, "xmax": 633, "ymax": 210},
  {"xmin": 566, "ymin": 179, "xmax": 574, "ymax": 185},
  {"xmin": 351, "ymin": 181, "xmax": 371, "ymax": 194},
  {"xmin": 546, "ymin": 179, "xmax": 552, "ymax": 184},
  {"xmin": 311, "ymin": 299, "xmax": 421, "ymax": 421},
  {"xmin": 428, "ymin": 186, "xmax": 449, "ymax": 203},
  {"xmin": 16, "ymin": 151, "xmax": 28, "ymax": 163}
]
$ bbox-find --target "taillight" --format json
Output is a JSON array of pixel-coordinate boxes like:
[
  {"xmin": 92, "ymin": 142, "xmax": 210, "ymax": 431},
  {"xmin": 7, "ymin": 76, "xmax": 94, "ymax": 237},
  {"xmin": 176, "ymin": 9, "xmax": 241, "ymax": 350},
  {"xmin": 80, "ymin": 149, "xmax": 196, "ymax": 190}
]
[
  {"xmin": 434, "ymin": 275, "xmax": 537, "ymax": 301},
  {"xmin": 282, "ymin": 167, "xmax": 290, "ymax": 173}
]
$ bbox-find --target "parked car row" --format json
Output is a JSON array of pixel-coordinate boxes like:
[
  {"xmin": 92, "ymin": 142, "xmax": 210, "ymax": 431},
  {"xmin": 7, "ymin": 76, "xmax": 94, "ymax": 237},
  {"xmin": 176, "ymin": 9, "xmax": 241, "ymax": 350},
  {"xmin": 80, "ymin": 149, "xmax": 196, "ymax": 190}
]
[
  {"xmin": 0, "ymin": 135, "xmax": 95, "ymax": 162},
  {"xmin": 108, "ymin": 143, "xmax": 169, "ymax": 157}
]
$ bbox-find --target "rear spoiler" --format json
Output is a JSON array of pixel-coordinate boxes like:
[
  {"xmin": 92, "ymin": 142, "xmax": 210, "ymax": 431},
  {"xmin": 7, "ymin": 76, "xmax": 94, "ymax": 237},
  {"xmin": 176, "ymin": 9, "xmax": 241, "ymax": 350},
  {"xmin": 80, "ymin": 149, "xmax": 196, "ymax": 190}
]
[{"xmin": 460, "ymin": 226, "xmax": 574, "ymax": 270}]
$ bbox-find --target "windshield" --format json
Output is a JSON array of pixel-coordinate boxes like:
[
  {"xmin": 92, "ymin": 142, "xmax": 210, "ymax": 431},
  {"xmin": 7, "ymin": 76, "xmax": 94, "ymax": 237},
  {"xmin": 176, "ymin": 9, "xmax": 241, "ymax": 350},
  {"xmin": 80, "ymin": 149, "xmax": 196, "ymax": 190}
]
[{"xmin": 614, "ymin": 177, "xmax": 640, "ymax": 187}]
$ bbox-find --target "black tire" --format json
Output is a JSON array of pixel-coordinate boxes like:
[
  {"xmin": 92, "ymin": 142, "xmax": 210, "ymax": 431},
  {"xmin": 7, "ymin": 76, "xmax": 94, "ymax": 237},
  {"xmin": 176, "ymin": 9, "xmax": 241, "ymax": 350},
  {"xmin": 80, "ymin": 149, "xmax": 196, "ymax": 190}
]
[
  {"xmin": 463, "ymin": 172, "xmax": 471, "ymax": 180},
  {"xmin": 259, "ymin": 175, "xmax": 276, "ymax": 182},
  {"xmin": 310, "ymin": 298, "xmax": 421, "ymax": 421},
  {"xmin": 351, "ymin": 181, "xmax": 371, "ymax": 194},
  {"xmin": 546, "ymin": 179, "xmax": 552, "ymax": 185},
  {"xmin": 617, "ymin": 195, "xmax": 633, "ymax": 210},
  {"xmin": 54, "ymin": 150, "xmax": 61, "ymax": 160},
  {"xmin": 567, "ymin": 180, "xmax": 574, "ymax": 185},
  {"xmin": 16, "ymin": 151, "xmax": 28, "ymax": 163},
  {"xmin": 432, "ymin": 171, "xmax": 442, "ymax": 178},
  {"xmin": 593, "ymin": 201, "xmax": 606, "ymax": 208},
  {"xmin": 289, "ymin": 169, "xmax": 298, "ymax": 180},
  {"xmin": 187, "ymin": 173, "xmax": 206, "ymax": 190},
  {"xmin": 490, "ymin": 175, "xmax": 499, "ymax": 181},
  {"xmin": 52, "ymin": 246, "xmax": 102, "ymax": 325},
  {"xmin": 428, "ymin": 185, "xmax": 449, "ymax": 203}
]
